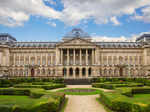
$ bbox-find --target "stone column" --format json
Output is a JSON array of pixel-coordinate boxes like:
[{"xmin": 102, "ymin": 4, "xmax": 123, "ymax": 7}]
[
  {"xmin": 67, "ymin": 49, "xmax": 69, "ymax": 65},
  {"xmin": 50, "ymin": 53, "xmax": 53, "ymax": 65},
  {"xmin": 73, "ymin": 68, "xmax": 76, "ymax": 79},
  {"xmin": 86, "ymin": 49, "xmax": 88, "ymax": 65},
  {"xmin": 98, "ymin": 52, "xmax": 100, "ymax": 65},
  {"xmin": 29, "ymin": 54, "xmax": 31, "ymax": 65},
  {"xmin": 92, "ymin": 49, "xmax": 94, "ymax": 65},
  {"xmin": 14, "ymin": 53, "xmax": 16, "ymax": 66},
  {"xmin": 107, "ymin": 56, "xmax": 108, "ymax": 65},
  {"xmin": 73, "ymin": 49, "xmax": 76, "ymax": 65},
  {"xmin": 80, "ymin": 49, "xmax": 82, "ymax": 65},
  {"xmin": 18, "ymin": 54, "xmax": 20, "ymax": 66},
  {"xmin": 95, "ymin": 49, "xmax": 97, "ymax": 65},
  {"xmin": 45, "ymin": 53, "xmax": 47, "ymax": 66},
  {"xmin": 35, "ymin": 54, "xmax": 37, "ymax": 65},
  {"xmin": 24, "ymin": 54, "xmax": 26, "ymax": 65},
  {"xmin": 61, "ymin": 49, "xmax": 63, "ymax": 65},
  {"xmin": 40, "ymin": 54, "xmax": 42, "ymax": 66},
  {"xmin": 66, "ymin": 68, "xmax": 69, "ymax": 78},
  {"xmin": 79, "ymin": 68, "xmax": 82, "ymax": 78}
]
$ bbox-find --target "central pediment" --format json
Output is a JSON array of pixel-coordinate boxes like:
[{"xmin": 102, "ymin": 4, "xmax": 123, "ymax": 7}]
[{"xmin": 56, "ymin": 37, "xmax": 97, "ymax": 48}]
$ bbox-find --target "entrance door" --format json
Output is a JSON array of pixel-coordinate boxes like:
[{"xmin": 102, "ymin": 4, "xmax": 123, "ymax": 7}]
[
  {"xmin": 75, "ymin": 68, "xmax": 79, "ymax": 77},
  {"xmin": 31, "ymin": 68, "xmax": 35, "ymax": 77}
]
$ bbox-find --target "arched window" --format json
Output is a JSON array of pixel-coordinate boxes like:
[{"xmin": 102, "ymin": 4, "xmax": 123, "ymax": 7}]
[
  {"xmin": 88, "ymin": 68, "xmax": 92, "ymax": 76},
  {"xmin": 82, "ymin": 68, "xmax": 86, "ymax": 76},
  {"xmin": 76, "ymin": 68, "xmax": 79, "ymax": 76},
  {"xmin": 69, "ymin": 68, "xmax": 73, "ymax": 76}
]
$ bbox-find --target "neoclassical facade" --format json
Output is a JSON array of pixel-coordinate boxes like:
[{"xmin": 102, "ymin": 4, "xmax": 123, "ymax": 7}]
[{"xmin": 0, "ymin": 28, "xmax": 150, "ymax": 78}]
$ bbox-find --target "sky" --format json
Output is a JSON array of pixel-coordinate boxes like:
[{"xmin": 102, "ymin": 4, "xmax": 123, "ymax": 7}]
[{"xmin": 0, "ymin": 0, "xmax": 150, "ymax": 42}]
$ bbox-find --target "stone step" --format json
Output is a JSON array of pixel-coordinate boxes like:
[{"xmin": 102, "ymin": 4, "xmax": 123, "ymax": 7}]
[{"xmin": 64, "ymin": 79, "xmax": 91, "ymax": 85}]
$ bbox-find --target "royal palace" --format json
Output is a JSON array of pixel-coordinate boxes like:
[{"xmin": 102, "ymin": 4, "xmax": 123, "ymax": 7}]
[{"xmin": 0, "ymin": 28, "xmax": 150, "ymax": 78}]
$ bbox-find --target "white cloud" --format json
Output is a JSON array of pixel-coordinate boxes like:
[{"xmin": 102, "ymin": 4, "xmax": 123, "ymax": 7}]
[
  {"xmin": 0, "ymin": 0, "xmax": 61, "ymax": 27},
  {"xmin": 133, "ymin": 6, "xmax": 150, "ymax": 23},
  {"xmin": 60, "ymin": 0, "xmax": 150, "ymax": 25},
  {"xmin": 110, "ymin": 16, "xmax": 120, "ymax": 26},
  {"xmin": 91, "ymin": 31, "xmax": 150, "ymax": 42},
  {"xmin": 92, "ymin": 36, "xmax": 128, "ymax": 42},
  {"xmin": 0, "ymin": 0, "xmax": 150, "ymax": 27},
  {"xmin": 47, "ymin": 21, "xmax": 56, "ymax": 27}
]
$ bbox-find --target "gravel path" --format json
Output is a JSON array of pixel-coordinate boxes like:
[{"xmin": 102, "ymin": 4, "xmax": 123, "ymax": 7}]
[
  {"xmin": 64, "ymin": 95, "xmax": 106, "ymax": 112},
  {"xmin": 50, "ymin": 85, "xmax": 108, "ymax": 112}
]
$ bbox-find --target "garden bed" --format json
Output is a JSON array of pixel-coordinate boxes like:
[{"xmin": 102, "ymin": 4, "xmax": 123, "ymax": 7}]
[
  {"xmin": 100, "ymin": 87, "xmax": 150, "ymax": 112},
  {"xmin": 0, "ymin": 88, "xmax": 65, "ymax": 112}
]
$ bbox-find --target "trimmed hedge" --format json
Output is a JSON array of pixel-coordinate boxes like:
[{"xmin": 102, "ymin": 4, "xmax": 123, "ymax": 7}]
[
  {"xmin": 92, "ymin": 82, "xmax": 144, "ymax": 89},
  {"xmin": 0, "ymin": 78, "xmax": 65, "ymax": 87},
  {"xmin": 100, "ymin": 91, "xmax": 150, "ymax": 112},
  {"xmin": 14, "ymin": 83, "xmax": 66, "ymax": 90},
  {"xmin": 132, "ymin": 88, "xmax": 150, "ymax": 94},
  {"xmin": 0, "ymin": 88, "xmax": 44, "ymax": 98},
  {"xmin": 116, "ymin": 87, "xmax": 150, "ymax": 97},
  {"xmin": 92, "ymin": 83, "xmax": 115, "ymax": 89},
  {"xmin": 91, "ymin": 78, "xmax": 150, "ymax": 85}
]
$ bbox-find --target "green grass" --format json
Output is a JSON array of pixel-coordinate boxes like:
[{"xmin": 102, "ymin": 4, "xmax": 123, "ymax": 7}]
[
  {"xmin": 131, "ymin": 94, "xmax": 150, "ymax": 104},
  {"xmin": 0, "ymin": 95, "xmax": 48, "ymax": 108},
  {"xmin": 57, "ymin": 88, "xmax": 102, "ymax": 95}
]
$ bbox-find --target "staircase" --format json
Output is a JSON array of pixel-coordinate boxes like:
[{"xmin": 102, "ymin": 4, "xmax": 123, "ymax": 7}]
[{"xmin": 64, "ymin": 79, "xmax": 91, "ymax": 85}]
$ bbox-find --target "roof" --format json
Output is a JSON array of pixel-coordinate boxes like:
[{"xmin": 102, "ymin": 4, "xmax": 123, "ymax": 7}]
[
  {"xmin": 8, "ymin": 41, "xmax": 142, "ymax": 48},
  {"xmin": 0, "ymin": 33, "xmax": 17, "ymax": 41},
  {"xmin": 95, "ymin": 42, "xmax": 142, "ymax": 48},
  {"xmin": 11, "ymin": 42, "xmax": 58, "ymax": 48},
  {"xmin": 63, "ymin": 28, "xmax": 91, "ymax": 38},
  {"xmin": 136, "ymin": 34, "xmax": 150, "ymax": 41}
]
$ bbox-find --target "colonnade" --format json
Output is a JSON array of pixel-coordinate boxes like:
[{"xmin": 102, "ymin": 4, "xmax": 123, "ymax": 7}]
[{"xmin": 58, "ymin": 48, "xmax": 96, "ymax": 65}]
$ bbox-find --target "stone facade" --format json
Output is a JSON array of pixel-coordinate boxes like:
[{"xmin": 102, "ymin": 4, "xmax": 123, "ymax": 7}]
[{"xmin": 0, "ymin": 29, "xmax": 150, "ymax": 78}]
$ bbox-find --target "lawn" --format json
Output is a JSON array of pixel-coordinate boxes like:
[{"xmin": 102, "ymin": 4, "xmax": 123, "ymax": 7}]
[
  {"xmin": 57, "ymin": 88, "xmax": 102, "ymax": 95},
  {"xmin": 0, "ymin": 95, "xmax": 48, "ymax": 108},
  {"xmin": 132, "ymin": 94, "xmax": 150, "ymax": 104}
]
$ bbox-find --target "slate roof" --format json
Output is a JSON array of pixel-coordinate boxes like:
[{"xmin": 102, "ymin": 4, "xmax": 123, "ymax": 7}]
[
  {"xmin": 11, "ymin": 42, "xmax": 58, "ymax": 48},
  {"xmin": 95, "ymin": 42, "xmax": 142, "ymax": 48}
]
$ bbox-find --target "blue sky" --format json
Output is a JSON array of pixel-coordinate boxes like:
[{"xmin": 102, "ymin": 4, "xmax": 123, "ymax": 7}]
[{"xmin": 0, "ymin": 0, "xmax": 150, "ymax": 42}]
